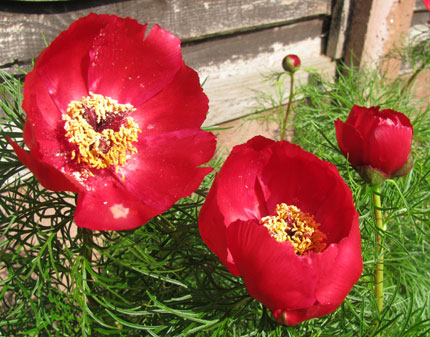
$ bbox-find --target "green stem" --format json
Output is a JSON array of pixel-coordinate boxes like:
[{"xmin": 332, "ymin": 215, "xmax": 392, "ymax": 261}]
[
  {"xmin": 81, "ymin": 228, "xmax": 93, "ymax": 262},
  {"xmin": 400, "ymin": 65, "xmax": 424, "ymax": 96},
  {"xmin": 373, "ymin": 185, "xmax": 385, "ymax": 317},
  {"xmin": 280, "ymin": 73, "xmax": 295, "ymax": 141}
]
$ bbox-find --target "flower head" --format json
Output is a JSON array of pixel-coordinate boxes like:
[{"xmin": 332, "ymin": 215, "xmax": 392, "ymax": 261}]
[
  {"xmin": 8, "ymin": 14, "xmax": 216, "ymax": 231},
  {"xmin": 282, "ymin": 54, "xmax": 301, "ymax": 73},
  {"xmin": 199, "ymin": 136, "xmax": 362, "ymax": 326},
  {"xmin": 335, "ymin": 105, "xmax": 413, "ymax": 185}
]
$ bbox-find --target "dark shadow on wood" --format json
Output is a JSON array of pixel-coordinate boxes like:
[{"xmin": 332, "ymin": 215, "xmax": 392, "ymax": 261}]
[{"xmin": 0, "ymin": 0, "xmax": 132, "ymax": 14}]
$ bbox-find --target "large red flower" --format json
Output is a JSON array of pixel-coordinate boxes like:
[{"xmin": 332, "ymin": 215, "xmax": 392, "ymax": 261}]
[
  {"xmin": 8, "ymin": 14, "xmax": 216, "ymax": 231},
  {"xmin": 199, "ymin": 136, "xmax": 362, "ymax": 326},
  {"xmin": 335, "ymin": 105, "xmax": 413, "ymax": 184}
]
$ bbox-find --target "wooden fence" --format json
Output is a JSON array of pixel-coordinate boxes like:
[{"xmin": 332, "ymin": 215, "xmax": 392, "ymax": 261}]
[{"xmin": 0, "ymin": 0, "xmax": 428, "ymax": 126}]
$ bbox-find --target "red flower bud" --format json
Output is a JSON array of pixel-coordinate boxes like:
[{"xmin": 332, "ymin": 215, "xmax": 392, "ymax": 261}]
[
  {"xmin": 335, "ymin": 105, "xmax": 413, "ymax": 185},
  {"xmin": 282, "ymin": 54, "xmax": 301, "ymax": 73},
  {"xmin": 199, "ymin": 136, "xmax": 362, "ymax": 326}
]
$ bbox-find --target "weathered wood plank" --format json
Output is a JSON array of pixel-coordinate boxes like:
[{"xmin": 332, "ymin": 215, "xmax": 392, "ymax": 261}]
[
  {"xmin": 0, "ymin": 0, "xmax": 331, "ymax": 67},
  {"xmin": 1, "ymin": 16, "xmax": 334, "ymax": 126},
  {"xmin": 414, "ymin": 0, "xmax": 427, "ymax": 10},
  {"xmin": 185, "ymin": 19, "xmax": 336, "ymax": 126},
  {"xmin": 326, "ymin": 0, "xmax": 352, "ymax": 59},
  {"xmin": 183, "ymin": 17, "xmax": 328, "ymax": 69},
  {"xmin": 411, "ymin": 11, "xmax": 430, "ymax": 26},
  {"xmin": 344, "ymin": 0, "xmax": 416, "ymax": 71}
]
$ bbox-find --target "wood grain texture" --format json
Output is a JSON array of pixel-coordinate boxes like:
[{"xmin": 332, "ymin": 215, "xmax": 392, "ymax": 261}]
[
  {"xmin": 190, "ymin": 19, "xmax": 336, "ymax": 126},
  {"xmin": 326, "ymin": 0, "xmax": 352, "ymax": 59},
  {"xmin": 0, "ymin": 2, "xmax": 334, "ymax": 125},
  {"xmin": 0, "ymin": 0, "xmax": 331, "ymax": 66},
  {"xmin": 414, "ymin": 0, "xmax": 427, "ymax": 10},
  {"xmin": 412, "ymin": 11, "xmax": 430, "ymax": 26}
]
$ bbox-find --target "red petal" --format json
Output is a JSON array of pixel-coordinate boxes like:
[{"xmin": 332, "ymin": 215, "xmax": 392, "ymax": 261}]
[
  {"xmin": 260, "ymin": 141, "xmax": 354, "ymax": 244},
  {"xmin": 21, "ymin": 15, "xmax": 115, "ymax": 184},
  {"xmin": 424, "ymin": 0, "xmax": 430, "ymax": 11},
  {"xmin": 7, "ymin": 137, "xmax": 80, "ymax": 193},
  {"xmin": 335, "ymin": 118, "xmax": 365, "ymax": 167},
  {"xmin": 21, "ymin": 80, "xmax": 87, "ymax": 191},
  {"xmin": 23, "ymin": 70, "xmax": 61, "ymax": 137},
  {"xmin": 74, "ymin": 183, "xmax": 161, "ymax": 231},
  {"xmin": 36, "ymin": 13, "xmax": 113, "ymax": 113},
  {"xmin": 368, "ymin": 123, "xmax": 413, "ymax": 175},
  {"xmin": 273, "ymin": 302, "xmax": 339, "ymax": 326},
  {"xmin": 22, "ymin": 69, "xmax": 72, "ymax": 168},
  {"xmin": 314, "ymin": 213, "xmax": 363, "ymax": 304},
  {"xmin": 88, "ymin": 21, "xmax": 182, "ymax": 107},
  {"xmin": 216, "ymin": 136, "xmax": 275, "ymax": 224},
  {"xmin": 198, "ymin": 176, "xmax": 240, "ymax": 275},
  {"xmin": 133, "ymin": 64, "xmax": 208, "ymax": 135},
  {"xmin": 117, "ymin": 129, "xmax": 215, "ymax": 211},
  {"xmin": 227, "ymin": 219, "xmax": 318, "ymax": 311},
  {"xmin": 346, "ymin": 105, "xmax": 380, "ymax": 139},
  {"xmin": 378, "ymin": 108, "xmax": 413, "ymax": 131},
  {"xmin": 23, "ymin": 120, "xmax": 37, "ymax": 152}
]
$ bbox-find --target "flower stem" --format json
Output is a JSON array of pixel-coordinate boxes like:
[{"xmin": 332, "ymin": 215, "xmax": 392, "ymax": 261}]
[
  {"xmin": 280, "ymin": 73, "xmax": 295, "ymax": 141},
  {"xmin": 373, "ymin": 185, "xmax": 385, "ymax": 317},
  {"xmin": 400, "ymin": 65, "xmax": 424, "ymax": 96},
  {"xmin": 81, "ymin": 228, "xmax": 93, "ymax": 262}
]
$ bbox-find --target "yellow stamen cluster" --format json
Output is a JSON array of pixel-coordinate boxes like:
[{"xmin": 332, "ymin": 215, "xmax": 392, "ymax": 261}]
[
  {"xmin": 63, "ymin": 92, "xmax": 141, "ymax": 170},
  {"xmin": 260, "ymin": 203, "xmax": 327, "ymax": 255}
]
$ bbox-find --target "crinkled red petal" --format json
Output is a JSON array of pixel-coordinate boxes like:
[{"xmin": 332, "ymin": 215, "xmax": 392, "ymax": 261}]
[
  {"xmin": 36, "ymin": 13, "xmax": 113, "ymax": 114},
  {"xmin": 198, "ymin": 176, "xmax": 240, "ymax": 275},
  {"xmin": 368, "ymin": 122, "xmax": 413, "ymax": 175},
  {"xmin": 260, "ymin": 140, "xmax": 355, "ymax": 244},
  {"xmin": 314, "ymin": 213, "xmax": 363, "ymax": 305},
  {"xmin": 216, "ymin": 136, "xmax": 275, "ymax": 224},
  {"xmin": 7, "ymin": 137, "xmax": 80, "ymax": 193},
  {"xmin": 20, "ymin": 15, "xmax": 117, "ymax": 188},
  {"xmin": 346, "ymin": 105, "xmax": 380, "ymax": 138},
  {"xmin": 227, "ymin": 219, "xmax": 318, "ymax": 311},
  {"xmin": 22, "ymin": 70, "xmax": 65, "ymax": 156},
  {"xmin": 335, "ymin": 118, "xmax": 365, "ymax": 167},
  {"xmin": 74, "ymin": 183, "xmax": 161, "ymax": 231},
  {"xmin": 116, "ymin": 129, "xmax": 215, "ymax": 211},
  {"xmin": 273, "ymin": 302, "xmax": 339, "ymax": 326},
  {"xmin": 88, "ymin": 21, "xmax": 182, "ymax": 107},
  {"xmin": 133, "ymin": 64, "xmax": 208, "ymax": 135}
]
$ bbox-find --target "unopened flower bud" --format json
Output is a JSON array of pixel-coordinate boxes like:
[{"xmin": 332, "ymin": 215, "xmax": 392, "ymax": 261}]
[
  {"xmin": 335, "ymin": 105, "xmax": 414, "ymax": 186},
  {"xmin": 282, "ymin": 54, "xmax": 301, "ymax": 73}
]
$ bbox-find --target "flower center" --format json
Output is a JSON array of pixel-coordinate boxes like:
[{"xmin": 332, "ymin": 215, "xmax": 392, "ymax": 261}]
[
  {"xmin": 260, "ymin": 203, "xmax": 327, "ymax": 255},
  {"xmin": 63, "ymin": 92, "xmax": 141, "ymax": 171}
]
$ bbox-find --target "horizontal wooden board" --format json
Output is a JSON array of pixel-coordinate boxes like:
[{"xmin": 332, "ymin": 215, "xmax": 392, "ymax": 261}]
[
  {"xmin": 185, "ymin": 19, "xmax": 336, "ymax": 126},
  {"xmin": 0, "ymin": 0, "xmax": 331, "ymax": 67},
  {"xmin": 183, "ymin": 17, "xmax": 329, "ymax": 69},
  {"xmin": 411, "ymin": 11, "xmax": 430, "ymax": 26},
  {"xmin": 414, "ymin": 0, "xmax": 427, "ymax": 10}
]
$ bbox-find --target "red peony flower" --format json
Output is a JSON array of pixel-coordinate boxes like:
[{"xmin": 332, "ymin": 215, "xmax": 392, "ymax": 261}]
[
  {"xmin": 282, "ymin": 54, "xmax": 301, "ymax": 73},
  {"xmin": 335, "ymin": 105, "xmax": 413, "ymax": 185},
  {"xmin": 199, "ymin": 136, "xmax": 362, "ymax": 326},
  {"xmin": 8, "ymin": 14, "xmax": 216, "ymax": 231}
]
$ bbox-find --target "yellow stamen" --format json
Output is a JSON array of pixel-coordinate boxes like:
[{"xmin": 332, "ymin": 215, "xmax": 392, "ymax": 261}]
[
  {"xmin": 260, "ymin": 203, "xmax": 327, "ymax": 255},
  {"xmin": 63, "ymin": 92, "xmax": 141, "ymax": 171}
]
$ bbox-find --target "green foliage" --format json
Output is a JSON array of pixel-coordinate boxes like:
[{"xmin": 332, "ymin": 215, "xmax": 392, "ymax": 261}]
[
  {"xmin": 0, "ymin": 70, "xmax": 261, "ymax": 336},
  {"xmin": 1, "ymin": 51, "xmax": 430, "ymax": 336},
  {"xmin": 255, "ymin": 61, "xmax": 430, "ymax": 336}
]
